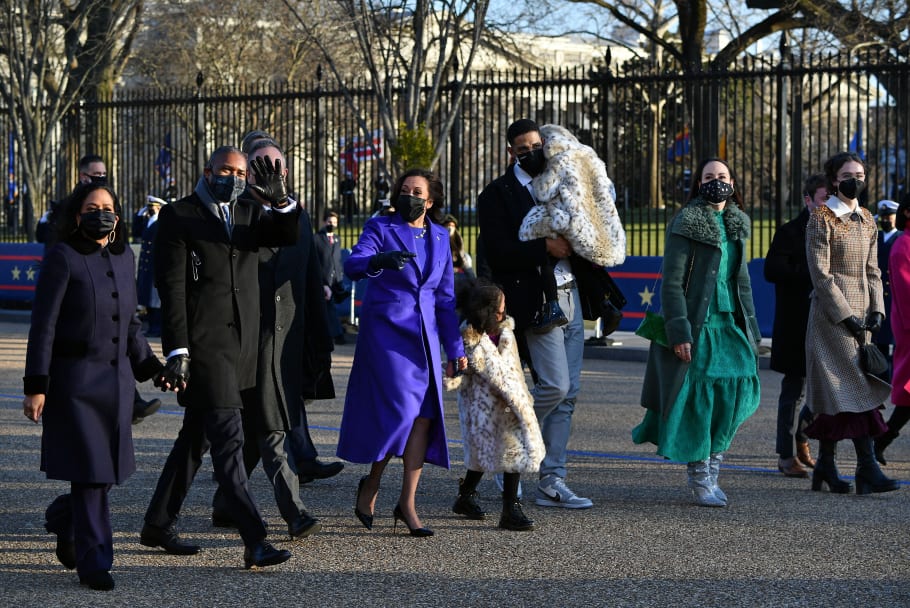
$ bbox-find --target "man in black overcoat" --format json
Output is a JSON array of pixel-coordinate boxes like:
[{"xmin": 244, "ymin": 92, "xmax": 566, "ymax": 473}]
[
  {"xmin": 140, "ymin": 146, "xmax": 298, "ymax": 569},
  {"xmin": 765, "ymin": 174, "xmax": 827, "ymax": 478},
  {"xmin": 314, "ymin": 210, "xmax": 347, "ymax": 345}
]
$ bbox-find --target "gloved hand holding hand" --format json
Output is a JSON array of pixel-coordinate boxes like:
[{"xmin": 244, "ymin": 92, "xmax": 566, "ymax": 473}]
[
  {"xmin": 842, "ymin": 315, "xmax": 866, "ymax": 340},
  {"xmin": 249, "ymin": 155, "xmax": 290, "ymax": 208},
  {"xmin": 155, "ymin": 354, "xmax": 190, "ymax": 392},
  {"xmin": 865, "ymin": 311, "xmax": 884, "ymax": 334},
  {"xmin": 368, "ymin": 251, "xmax": 416, "ymax": 272}
]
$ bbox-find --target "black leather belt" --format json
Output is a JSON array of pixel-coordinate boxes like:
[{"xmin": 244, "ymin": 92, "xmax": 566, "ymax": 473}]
[{"xmin": 558, "ymin": 280, "xmax": 576, "ymax": 291}]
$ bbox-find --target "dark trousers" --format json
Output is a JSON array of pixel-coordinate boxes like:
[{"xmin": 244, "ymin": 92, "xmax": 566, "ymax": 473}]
[
  {"xmin": 288, "ymin": 405, "xmax": 318, "ymax": 463},
  {"xmin": 46, "ymin": 484, "xmax": 113, "ymax": 576},
  {"xmin": 144, "ymin": 406, "xmax": 267, "ymax": 547},
  {"xmin": 775, "ymin": 373, "xmax": 813, "ymax": 458}
]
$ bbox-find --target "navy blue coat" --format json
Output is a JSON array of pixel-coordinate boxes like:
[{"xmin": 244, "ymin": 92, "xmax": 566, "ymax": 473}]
[{"xmin": 24, "ymin": 235, "xmax": 161, "ymax": 484}]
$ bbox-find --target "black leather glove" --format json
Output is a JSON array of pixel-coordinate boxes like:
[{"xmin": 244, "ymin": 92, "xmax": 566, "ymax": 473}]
[
  {"xmin": 368, "ymin": 251, "xmax": 416, "ymax": 272},
  {"xmin": 842, "ymin": 315, "xmax": 866, "ymax": 340},
  {"xmin": 249, "ymin": 155, "xmax": 290, "ymax": 208},
  {"xmin": 155, "ymin": 354, "xmax": 190, "ymax": 392},
  {"xmin": 865, "ymin": 311, "xmax": 884, "ymax": 334}
]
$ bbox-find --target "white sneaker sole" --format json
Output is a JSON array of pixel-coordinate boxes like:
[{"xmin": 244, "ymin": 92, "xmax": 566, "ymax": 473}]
[{"xmin": 534, "ymin": 495, "xmax": 593, "ymax": 509}]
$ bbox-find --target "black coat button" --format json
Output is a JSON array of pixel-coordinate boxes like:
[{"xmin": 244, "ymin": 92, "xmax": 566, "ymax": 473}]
[
  {"xmin": 112, "ymin": 315, "xmax": 119, "ymax": 321},
  {"xmin": 112, "ymin": 292, "xmax": 119, "ymax": 298},
  {"xmin": 109, "ymin": 360, "xmax": 116, "ymax": 366},
  {"xmin": 106, "ymin": 271, "xmax": 113, "ymax": 277},
  {"xmin": 112, "ymin": 337, "xmax": 119, "ymax": 343}
]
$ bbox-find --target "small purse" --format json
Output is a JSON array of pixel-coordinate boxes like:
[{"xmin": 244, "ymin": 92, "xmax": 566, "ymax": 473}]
[
  {"xmin": 635, "ymin": 311, "xmax": 668, "ymax": 347},
  {"xmin": 859, "ymin": 342, "xmax": 889, "ymax": 377}
]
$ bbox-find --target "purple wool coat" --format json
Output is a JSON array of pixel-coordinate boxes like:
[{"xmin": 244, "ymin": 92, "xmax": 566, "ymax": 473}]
[{"xmin": 336, "ymin": 214, "xmax": 464, "ymax": 468}]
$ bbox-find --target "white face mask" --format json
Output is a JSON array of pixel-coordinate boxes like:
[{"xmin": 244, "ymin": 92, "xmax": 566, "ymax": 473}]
[{"xmin": 447, "ymin": 226, "xmax": 456, "ymax": 236}]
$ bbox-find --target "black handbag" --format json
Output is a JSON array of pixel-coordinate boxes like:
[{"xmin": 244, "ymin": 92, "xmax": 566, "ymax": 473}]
[
  {"xmin": 573, "ymin": 258, "xmax": 627, "ymax": 334},
  {"xmin": 859, "ymin": 342, "xmax": 889, "ymax": 377},
  {"xmin": 331, "ymin": 280, "xmax": 351, "ymax": 304}
]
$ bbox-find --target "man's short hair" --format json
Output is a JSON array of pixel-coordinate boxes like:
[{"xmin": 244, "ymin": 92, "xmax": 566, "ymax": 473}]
[
  {"xmin": 78, "ymin": 154, "xmax": 105, "ymax": 172},
  {"xmin": 803, "ymin": 174, "xmax": 827, "ymax": 198},
  {"xmin": 506, "ymin": 119, "xmax": 539, "ymax": 146},
  {"xmin": 325, "ymin": 210, "xmax": 339, "ymax": 221},
  {"xmin": 206, "ymin": 145, "xmax": 246, "ymax": 169},
  {"xmin": 241, "ymin": 130, "xmax": 272, "ymax": 154}
]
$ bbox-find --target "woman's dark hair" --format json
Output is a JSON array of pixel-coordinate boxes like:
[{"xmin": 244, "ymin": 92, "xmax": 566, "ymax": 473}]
[
  {"xmin": 823, "ymin": 151, "xmax": 867, "ymax": 194},
  {"xmin": 897, "ymin": 193, "xmax": 910, "ymax": 231},
  {"xmin": 457, "ymin": 277, "xmax": 504, "ymax": 336},
  {"xmin": 55, "ymin": 183, "xmax": 126, "ymax": 252},
  {"xmin": 688, "ymin": 157, "xmax": 744, "ymax": 209},
  {"xmin": 391, "ymin": 168, "xmax": 445, "ymax": 223}
]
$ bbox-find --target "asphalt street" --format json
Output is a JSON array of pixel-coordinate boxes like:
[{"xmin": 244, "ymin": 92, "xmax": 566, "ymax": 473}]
[{"xmin": 0, "ymin": 320, "xmax": 907, "ymax": 607}]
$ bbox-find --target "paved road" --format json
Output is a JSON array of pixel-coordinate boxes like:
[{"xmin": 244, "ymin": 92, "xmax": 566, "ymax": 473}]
[{"xmin": 0, "ymin": 321, "xmax": 907, "ymax": 607}]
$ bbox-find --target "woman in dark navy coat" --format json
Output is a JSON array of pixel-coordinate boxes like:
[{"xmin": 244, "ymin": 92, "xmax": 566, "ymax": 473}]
[{"xmin": 23, "ymin": 183, "xmax": 163, "ymax": 591}]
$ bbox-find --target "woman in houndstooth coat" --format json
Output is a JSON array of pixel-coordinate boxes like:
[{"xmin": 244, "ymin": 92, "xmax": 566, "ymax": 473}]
[{"xmin": 804, "ymin": 151, "xmax": 899, "ymax": 495}]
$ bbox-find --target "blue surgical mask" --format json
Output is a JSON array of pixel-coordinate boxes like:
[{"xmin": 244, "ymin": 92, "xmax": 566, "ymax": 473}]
[{"xmin": 209, "ymin": 174, "xmax": 246, "ymax": 203}]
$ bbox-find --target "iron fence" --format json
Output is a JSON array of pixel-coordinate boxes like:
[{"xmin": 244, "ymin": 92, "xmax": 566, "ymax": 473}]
[{"xmin": 2, "ymin": 50, "xmax": 908, "ymax": 259}]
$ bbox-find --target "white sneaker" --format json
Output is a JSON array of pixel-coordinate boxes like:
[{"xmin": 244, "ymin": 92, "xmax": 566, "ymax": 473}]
[
  {"xmin": 493, "ymin": 473, "xmax": 522, "ymax": 498},
  {"xmin": 534, "ymin": 475, "xmax": 593, "ymax": 509}
]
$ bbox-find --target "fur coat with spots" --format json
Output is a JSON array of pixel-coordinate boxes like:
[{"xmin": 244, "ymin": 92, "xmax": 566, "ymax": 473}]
[
  {"xmin": 518, "ymin": 124, "xmax": 626, "ymax": 267},
  {"xmin": 444, "ymin": 317, "xmax": 545, "ymax": 473}
]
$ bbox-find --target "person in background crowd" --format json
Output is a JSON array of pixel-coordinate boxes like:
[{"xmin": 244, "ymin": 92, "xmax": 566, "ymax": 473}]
[
  {"xmin": 133, "ymin": 196, "xmax": 166, "ymax": 340},
  {"xmin": 803, "ymin": 151, "xmax": 899, "ymax": 495},
  {"xmin": 447, "ymin": 279, "xmax": 544, "ymax": 531},
  {"xmin": 633, "ymin": 158, "xmax": 761, "ymax": 507},
  {"xmin": 24, "ymin": 183, "xmax": 164, "ymax": 591},
  {"xmin": 873, "ymin": 199, "xmax": 901, "ymax": 374},
  {"xmin": 315, "ymin": 210, "xmax": 348, "ymax": 345},
  {"xmin": 337, "ymin": 168, "xmax": 467, "ymax": 537},
  {"xmin": 764, "ymin": 174, "xmax": 826, "ymax": 478},
  {"xmin": 477, "ymin": 118, "xmax": 593, "ymax": 509},
  {"xmin": 140, "ymin": 146, "xmax": 298, "ymax": 569},
  {"xmin": 876, "ymin": 196, "xmax": 910, "ymax": 464}
]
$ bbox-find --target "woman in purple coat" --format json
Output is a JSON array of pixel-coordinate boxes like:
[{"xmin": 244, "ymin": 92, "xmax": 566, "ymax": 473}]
[
  {"xmin": 338, "ymin": 168, "xmax": 467, "ymax": 537},
  {"xmin": 23, "ymin": 184, "xmax": 163, "ymax": 591}
]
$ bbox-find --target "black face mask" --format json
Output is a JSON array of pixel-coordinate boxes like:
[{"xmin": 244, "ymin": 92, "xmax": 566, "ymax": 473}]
[
  {"xmin": 837, "ymin": 178, "xmax": 865, "ymax": 200},
  {"xmin": 699, "ymin": 179, "xmax": 735, "ymax": 205},
  {"xmin": 516, "ymin": 148, "xmax": 546, "ymax": 177},
  {"xmin": 880, "ymin": 218, "xmax": 895, "ymax": 232},
  {"xmin": 80, "ymin": 210, "xmax": 117, "ymax": 240},
  {"xmin": 397, "ymin": 194, "xmax": 427, "ymax": 223},
  {"xmin": 325, "ymin": 223, "xmax": 334, "ymax": 233},
  {"xmin": 88, "ymin": 174, "xmax": 108, "ymax": 185}
]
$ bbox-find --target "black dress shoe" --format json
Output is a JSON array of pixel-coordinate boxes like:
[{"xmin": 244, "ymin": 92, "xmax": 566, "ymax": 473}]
[
  {"xmin": 211, "ymin": 510, "xmax": 237, "ymax": 529},
  {"xmin": 297, "ymin": 459, "xmax": 344, "ymax": 484},
  {"xmin": 243, "ymin": 541, "xmax": 291, "ymax": 569},
  {"xmin": 55, "ymin": 537, "xmax": 76, "ymax": 569},
  {"xmin": 132, "ymin": 397, "xmax": 162, "ymax": 425},
  {"xmin": 140, "ymin": 523, "xmax": 200, "ymax": 555},
  {"xmin": 79, "ymin": 570, "xmax": 115, "ymax": 591},
  {"xmin": 288, "ymin": 512, "xmax": 321, "ymax": 539}
]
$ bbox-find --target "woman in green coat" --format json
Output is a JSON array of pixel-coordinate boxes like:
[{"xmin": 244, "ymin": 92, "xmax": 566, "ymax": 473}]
[{"xmin": 633, "ymin": 158, "xmax": 761, "ymax": 507}]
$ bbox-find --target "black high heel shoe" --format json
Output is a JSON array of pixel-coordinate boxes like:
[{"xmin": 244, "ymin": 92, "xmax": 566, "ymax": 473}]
[
  {"xmin": 393, "ymin": 504, "xmax": 434, "ymax": 537},
  {"xmin": 354, "ymin": 475, "xmax": 374, "ymax": 530}
]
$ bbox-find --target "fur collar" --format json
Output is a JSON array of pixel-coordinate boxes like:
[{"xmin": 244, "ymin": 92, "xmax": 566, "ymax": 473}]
[
  {"xmin": 461, "ymin": 316, "xmax": 515, "ymax": 348},
  {"xmin": 670, "ymin": 198, "xmax": 750, "ymax": 246}
]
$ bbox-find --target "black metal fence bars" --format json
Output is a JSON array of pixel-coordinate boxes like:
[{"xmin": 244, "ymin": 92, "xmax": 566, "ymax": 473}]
[{"xmin": 1, "ymin": 49, "xmax": 907, "ymax": 259}]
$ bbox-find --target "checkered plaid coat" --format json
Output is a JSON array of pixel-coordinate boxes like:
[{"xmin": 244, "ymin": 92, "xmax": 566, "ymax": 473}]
[{"xmin": 805, "ymin": 202, "xmax": 891, "ymax": 415}]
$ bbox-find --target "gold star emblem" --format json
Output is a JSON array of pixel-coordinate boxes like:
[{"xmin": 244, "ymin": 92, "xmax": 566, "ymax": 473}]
[
  {"xmin": 639, "ymin": 285, "xmax": 655, "ymax": 307},
  {"xmin": 11, "ymin": 266, "xmax": 21, "ymax": 280},
  {"xmin": 26, "ymin": 266, "xmax": 36, "ymax": 281}
]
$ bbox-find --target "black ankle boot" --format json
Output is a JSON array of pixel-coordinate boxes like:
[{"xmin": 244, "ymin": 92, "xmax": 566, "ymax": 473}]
[
  {"xmin": 875, "ymin": 407, "xmax": 910, "ymax": 465},
  {"xmin": 854, "ymin": 436, "xmax": 900, "ymax": 494},
  {"xmin": 812, "ymin": 440, "xmax": 852, "ymax": 494},
  {"xmin": 531, "ymin": 301, "xmax": 568, "ymax": 334},
  {"xmin": 499, "ymin": 500, "xmax": 534, "ymax": 531},
  {"xmin": 452, "ymin": 476, "xmax": 486, "ymax": 520}
]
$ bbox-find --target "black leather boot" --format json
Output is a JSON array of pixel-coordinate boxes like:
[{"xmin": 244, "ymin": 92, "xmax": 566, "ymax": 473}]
[
  {"xmin": 875, "ymin": 407, "xmax": 910, "ymax": 465},
  {"xmin": 854, "ymin": 436, "xmax": 900, "ymax": 494},
  {"xmin": 811, "ymin": 440, "xmax": 852, "ymax": 494},
  {"xmin": 452, "ymin": 474, "xmax": 486, "ymax": 520},
  {"xmin": 499, "ymin": 500, "xmax": 534, "ymax": 531}
]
